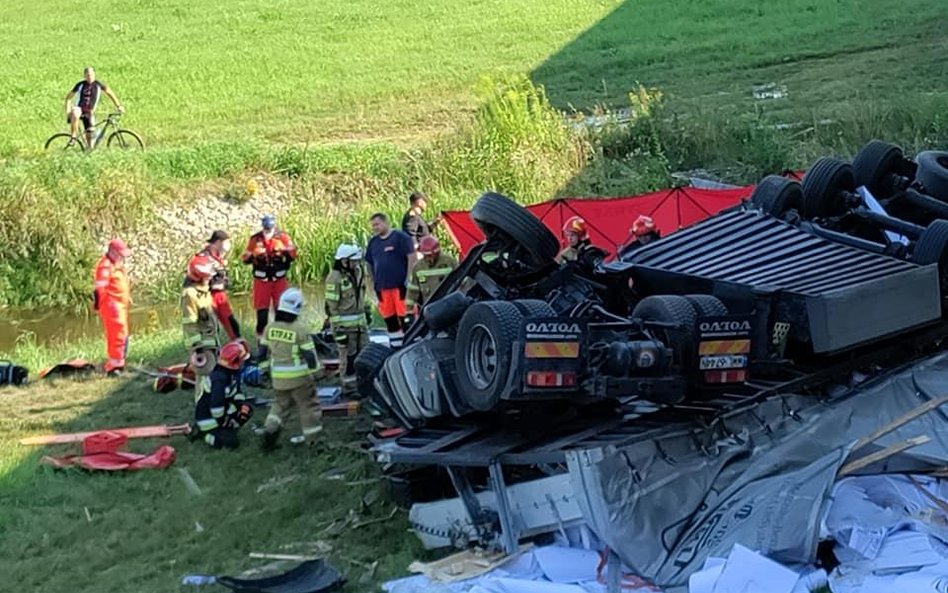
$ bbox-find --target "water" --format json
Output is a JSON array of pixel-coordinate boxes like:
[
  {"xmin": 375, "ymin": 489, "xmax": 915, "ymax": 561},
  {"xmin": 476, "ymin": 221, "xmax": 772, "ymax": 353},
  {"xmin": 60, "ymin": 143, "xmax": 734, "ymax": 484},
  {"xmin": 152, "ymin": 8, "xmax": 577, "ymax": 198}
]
[{"xmin": 0, "ymin": 287, "xmax": 325, "ymax": 353}]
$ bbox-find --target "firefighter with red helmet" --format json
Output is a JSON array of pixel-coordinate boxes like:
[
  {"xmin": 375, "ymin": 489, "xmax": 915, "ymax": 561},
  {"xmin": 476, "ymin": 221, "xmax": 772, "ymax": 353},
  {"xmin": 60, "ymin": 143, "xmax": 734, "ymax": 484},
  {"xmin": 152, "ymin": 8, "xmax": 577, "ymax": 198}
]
[
  {"xmin": 241, "ymin": 215, "xmax": 297, "ymax": 347},
  {"xmin": 191, "ymin": 339, "xmax": 254, "ymax": 449},
  {"xmin": 406, "ymin": 235, "xmax": 457, "ymax": 314},
  {"xmin": 93, "ymin": 238, "xmax": 132, "ymax": 376},
  {"xmin": 619, "ymin": 215, "xmax": 661, "ymax": 259},
  {"xmin": 181, "ymin": 254, "xmax": 221, "ymax": 381},
  {"xmin": 556, "ymin": 216, "xmax": 607, "ymax": 266}
]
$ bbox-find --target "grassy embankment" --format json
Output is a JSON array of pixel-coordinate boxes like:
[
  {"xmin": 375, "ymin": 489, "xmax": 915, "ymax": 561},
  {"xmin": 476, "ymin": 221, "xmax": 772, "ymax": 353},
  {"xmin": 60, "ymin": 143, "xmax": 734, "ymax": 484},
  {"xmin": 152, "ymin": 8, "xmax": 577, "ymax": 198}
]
[{"xmin": 1, "ymin": 0, "xmax": 947, "ymax": 309}]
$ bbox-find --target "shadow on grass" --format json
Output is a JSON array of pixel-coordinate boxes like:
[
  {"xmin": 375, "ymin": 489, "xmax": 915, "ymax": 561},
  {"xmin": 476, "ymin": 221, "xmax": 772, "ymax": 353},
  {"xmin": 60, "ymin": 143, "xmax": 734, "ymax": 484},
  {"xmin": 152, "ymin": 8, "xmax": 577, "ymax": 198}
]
[{"xmin": 0, "ymin": 332, "xmax": 423, "ymax": 593}]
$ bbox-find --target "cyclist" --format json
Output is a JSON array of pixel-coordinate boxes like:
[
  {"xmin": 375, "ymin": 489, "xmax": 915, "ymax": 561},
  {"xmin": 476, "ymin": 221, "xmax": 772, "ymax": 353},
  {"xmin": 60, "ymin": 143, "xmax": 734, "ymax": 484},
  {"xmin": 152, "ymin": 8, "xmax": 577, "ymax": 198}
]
[{"xmin": 64, "ymin": 67, "xmax": 124, "ymax": 147}]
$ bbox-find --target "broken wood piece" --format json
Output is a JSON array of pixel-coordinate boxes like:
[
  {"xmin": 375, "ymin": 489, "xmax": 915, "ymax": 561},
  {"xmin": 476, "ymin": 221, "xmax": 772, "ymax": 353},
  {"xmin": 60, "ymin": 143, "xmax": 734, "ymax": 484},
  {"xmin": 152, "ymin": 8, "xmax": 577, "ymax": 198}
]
[
  {"xmin": 408, "ymin": 545, "xmax": 531, "ymax": 583},
  {"xmin": 19, "ymin": 423, "xmax": 191, "ymax": 446},
  {"xmin": 908, "ymin": 475, "xmax": 948, "ymax": 515},
  {"xmin": 249, "ymin": 553, "xmax": 318, "ymax": 561},
  {"xmin": 839, "ymin": 435, "xmax": 931, "ymax": 476},
  {"xmin": 850, "ymin": 395, "xmax": 948, "ymax": 454}
]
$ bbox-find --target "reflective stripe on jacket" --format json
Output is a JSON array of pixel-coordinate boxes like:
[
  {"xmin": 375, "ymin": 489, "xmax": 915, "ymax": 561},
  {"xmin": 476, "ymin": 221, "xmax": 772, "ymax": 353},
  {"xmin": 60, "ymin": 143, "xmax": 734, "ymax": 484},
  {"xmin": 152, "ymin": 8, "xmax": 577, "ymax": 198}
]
[{"xmin": 262, "ymin": 319, "xmax": 319, "ymax": 390}]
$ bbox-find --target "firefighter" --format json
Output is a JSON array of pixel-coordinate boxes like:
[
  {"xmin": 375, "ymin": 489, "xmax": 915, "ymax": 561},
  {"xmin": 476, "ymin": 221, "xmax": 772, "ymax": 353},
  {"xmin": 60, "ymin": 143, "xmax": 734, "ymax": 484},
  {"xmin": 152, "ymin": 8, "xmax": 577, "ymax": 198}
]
[
  {"xmin": 198, "ymin": 230, "xmax": 241, "ymax": 340},
  {"xmin": 324, "ymin": 244, "xmax": 371, "ymax": 397},
  {"xmin": 241, "ymin": 214, "xmax": 297, "ymax": 350},
  {"xmin": 618, "ymin": 215, "xmax": 661, "ymax": 259},
  {"xmin": 556, "ymin": 216, "xmax": 607, "ymax": 266},
  {"xmin": 192, "ymin": 339, "xmax": 253, "ymax": 449},
  {"xmin": 182, "ymin": 254, "xmax": 221, "ymax": 384},
  {"xmin": 406, "ymin": 235, "xmax": 457, "ymax": 317},
  {"xmin": 259, "ymin": 288, "xmax": 325, "ymax": 450},
  {"xmin": 93, "ymin": 239, "xmax": 132, "ymax": 376}
]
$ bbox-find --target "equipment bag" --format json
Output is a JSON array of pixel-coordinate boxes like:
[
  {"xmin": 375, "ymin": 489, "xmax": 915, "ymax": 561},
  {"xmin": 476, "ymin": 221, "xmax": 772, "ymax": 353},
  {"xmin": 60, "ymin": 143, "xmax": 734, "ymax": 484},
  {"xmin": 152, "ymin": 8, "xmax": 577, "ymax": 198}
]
[{"xmin": 0, "ymin": 360, "xmax": 28, "ymax": 386}]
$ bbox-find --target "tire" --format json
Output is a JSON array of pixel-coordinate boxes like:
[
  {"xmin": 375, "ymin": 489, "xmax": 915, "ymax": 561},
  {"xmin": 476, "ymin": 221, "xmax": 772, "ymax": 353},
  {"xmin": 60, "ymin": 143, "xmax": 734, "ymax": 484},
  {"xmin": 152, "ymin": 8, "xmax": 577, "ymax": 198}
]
[
  {"xmin": 913, "ymin": 220, "xmax": 948, "ymax": 274},
  {"xmin": 455, "ymin": 301, "xmax": 524, "ymax": 411},
  {"xmin": 853, "ymin": 140, "xmax": 903, "ymax": 199},
  {"xmin": 470, "ymin": 192, "xmax": 559, "ymax": 264},
  {"xmin": 106, "ymin": 129, "xmax": 145, "ymax": 150},
  {"xmin": 44, "ymin": 133, "xmax": 83, "ymax": 152},
  {"xmin": 916, "ymin": 151, "xmax": 948, "ymax": 201},
  {"xmin": 512, "ymin": 299, "xmax": 556, "ymax": 318},
  {"xmin": 632, "ymin": 295, "xmax": 698, "ymax": 367},
  {"xmin": 802, "ymin": 158, "xmax": 855, "ymax": 219},
  {"xmin": 423, "ymin": 291, "xmax": 472, "ymax": 331},
  {"xmin": 354, "ymin": 342, "xmax": 393, "ymax": 400},
  {"xmin": 750, "ymin": 175, "xmax": 803, "ymax": 217},
  {"xmin": 684, "ymin": 295, "xmax": 728, "ymax": 317}
]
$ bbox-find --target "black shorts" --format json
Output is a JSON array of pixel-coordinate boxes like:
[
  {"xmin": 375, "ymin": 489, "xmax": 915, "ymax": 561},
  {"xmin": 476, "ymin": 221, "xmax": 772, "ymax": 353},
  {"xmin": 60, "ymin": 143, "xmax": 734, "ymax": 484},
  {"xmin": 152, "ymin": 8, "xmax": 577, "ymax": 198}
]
[{"xmin": 68, "ymin": 111, "xmax": 94, "ymax": 130}]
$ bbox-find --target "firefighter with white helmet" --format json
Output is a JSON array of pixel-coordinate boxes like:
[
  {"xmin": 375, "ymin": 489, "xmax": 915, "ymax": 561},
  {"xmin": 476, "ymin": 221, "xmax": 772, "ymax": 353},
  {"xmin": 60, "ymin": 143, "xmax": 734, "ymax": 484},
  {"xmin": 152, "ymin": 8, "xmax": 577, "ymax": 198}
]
[
  {"xmin": 258, "ymin": 287, "xmax": 325, "ymax": 449},
  {"xmin": 324, "ymin": 243, "xmax": 371, "ymax": 397}
]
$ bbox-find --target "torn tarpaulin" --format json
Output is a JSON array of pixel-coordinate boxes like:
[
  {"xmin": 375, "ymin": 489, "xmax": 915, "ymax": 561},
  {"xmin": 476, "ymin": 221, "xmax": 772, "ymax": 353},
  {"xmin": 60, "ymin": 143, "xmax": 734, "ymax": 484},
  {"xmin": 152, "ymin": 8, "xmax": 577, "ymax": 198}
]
[{"xmin": 567, "ymin": 350, "xmax": 948, "ymax": 590}]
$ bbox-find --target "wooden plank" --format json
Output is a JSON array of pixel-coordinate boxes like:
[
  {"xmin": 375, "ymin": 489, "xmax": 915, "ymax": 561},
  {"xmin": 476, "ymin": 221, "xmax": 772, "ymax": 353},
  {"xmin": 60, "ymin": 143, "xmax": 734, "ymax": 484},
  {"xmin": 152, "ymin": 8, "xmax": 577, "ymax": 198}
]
[
  {"xmin": 851, "ymin": 395, "xmax": 948, "ymax": 454},
  {"xmin": 838, "ymin": 435, "xmax": 930, "ymax": 477}
]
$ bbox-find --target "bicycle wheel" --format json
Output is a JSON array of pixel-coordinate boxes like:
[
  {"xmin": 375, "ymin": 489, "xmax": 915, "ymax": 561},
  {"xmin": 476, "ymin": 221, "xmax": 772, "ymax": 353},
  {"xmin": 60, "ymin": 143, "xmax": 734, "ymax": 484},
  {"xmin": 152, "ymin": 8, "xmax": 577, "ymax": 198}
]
[
  {"xmin": 106, "ymin": 129, "xmax": 144, "ymax": 150},
  {"xmin": 44, "ymin": 133, "xmax": 83, "ymax": 152}
]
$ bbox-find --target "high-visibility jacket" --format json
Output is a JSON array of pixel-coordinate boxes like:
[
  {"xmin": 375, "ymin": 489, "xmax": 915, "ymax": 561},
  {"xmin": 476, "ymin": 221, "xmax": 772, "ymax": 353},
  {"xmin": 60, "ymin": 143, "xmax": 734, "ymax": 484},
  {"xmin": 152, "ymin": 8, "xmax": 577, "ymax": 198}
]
[
  {"xmin": 262, "ymin": 319, "xmax": 319, "ymax": 390},
  {"xmin": 181, "ymin": 280, "xmax": 219, "ymax": 352},
  {"xmin": 241, "ymin": 230, "xmax": 297, "ymax": 281},
  {"xmin": 324, "ymin": 265, "xmax": 370, "ymax": 330},
  {"xmin": 406, "ymin": 253, "xmax": 457, "ymax": 308},
  {"xmin": 93, "ymin": 255, "xmax": 130, "ymax": 308}
]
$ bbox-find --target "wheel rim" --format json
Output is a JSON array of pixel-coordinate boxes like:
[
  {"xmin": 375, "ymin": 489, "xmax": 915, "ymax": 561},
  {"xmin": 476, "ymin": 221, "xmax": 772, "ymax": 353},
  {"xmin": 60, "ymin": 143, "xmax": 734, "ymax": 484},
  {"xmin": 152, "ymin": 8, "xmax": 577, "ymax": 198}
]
[{"xmin": 466, "ymin": 324, "xmax": 498, "ymax": 390}]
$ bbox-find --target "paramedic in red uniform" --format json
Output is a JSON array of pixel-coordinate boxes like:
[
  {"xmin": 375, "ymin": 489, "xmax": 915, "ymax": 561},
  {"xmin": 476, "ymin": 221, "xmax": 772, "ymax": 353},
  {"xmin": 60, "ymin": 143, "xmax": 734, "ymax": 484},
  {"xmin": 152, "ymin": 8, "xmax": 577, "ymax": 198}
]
[
  {"xmin": 241, "ymin": 215, "xmax": 297, "ymax": 347},
  {"xmin": 93, "ymin": 239, "xmax": 132, "ymax": 376}
]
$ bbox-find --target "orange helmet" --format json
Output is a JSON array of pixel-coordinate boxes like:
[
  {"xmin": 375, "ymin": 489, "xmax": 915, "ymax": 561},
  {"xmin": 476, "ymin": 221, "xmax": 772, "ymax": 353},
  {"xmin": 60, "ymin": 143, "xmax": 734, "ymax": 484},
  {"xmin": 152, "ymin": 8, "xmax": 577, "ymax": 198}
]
[
  {"xmin": 631, "ymin": 215, "xmax": 656, "ymax": 237},
  {"xmin": 187, "ymin": 254, "xmax": 216, "ymax": 283},
  {"xmin": 218, "ymin": 340, "xmax": 250, "ymax": 370},
  {"xmin": 418, "ymin": 235, "xmax": 441, "ymax": 256},
  {"xmin": 563, "ymin": 216, "xmax": 588, "ymax": 240}
]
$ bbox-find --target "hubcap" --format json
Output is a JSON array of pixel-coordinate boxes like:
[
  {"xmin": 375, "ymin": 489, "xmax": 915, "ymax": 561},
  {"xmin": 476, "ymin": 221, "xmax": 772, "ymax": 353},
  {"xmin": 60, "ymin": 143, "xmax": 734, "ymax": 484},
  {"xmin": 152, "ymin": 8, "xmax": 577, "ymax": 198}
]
[{"xmin": 466, "ymin": 324, "xmax": 498, "ymax": 390}]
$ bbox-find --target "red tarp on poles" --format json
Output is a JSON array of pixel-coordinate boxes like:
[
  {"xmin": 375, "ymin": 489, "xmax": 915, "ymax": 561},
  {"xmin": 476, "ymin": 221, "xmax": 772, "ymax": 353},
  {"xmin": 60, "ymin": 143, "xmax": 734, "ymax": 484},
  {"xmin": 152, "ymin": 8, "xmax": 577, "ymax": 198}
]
[
  {"xmin": 441, "ymin": 185, "xmax": 756, "ymax": 257},
  {"xmin": 40, "ymin": 430, "xmax": 177, "ymax": 471}
]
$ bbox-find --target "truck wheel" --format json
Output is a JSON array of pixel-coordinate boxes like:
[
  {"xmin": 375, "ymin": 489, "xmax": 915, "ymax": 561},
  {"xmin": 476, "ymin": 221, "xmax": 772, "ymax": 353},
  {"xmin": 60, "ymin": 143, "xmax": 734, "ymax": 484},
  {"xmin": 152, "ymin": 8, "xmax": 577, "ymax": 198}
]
[
  {"xmin": 684, "ymin": 295, "xmax": 728, "ymax": 317},
  {"xmin": 853, "ymin": 140, "xmax": 904, "ymax": 199},
  {"xmin": 354, "ymin": 343, "xmax": 393, "ymax": 401},
  {"xmin": 455, "ymin": 301, "xmax": 524, "ymax": 411},
  {"xmin": 512, "ymin": 299, "xmax": 556, "ymax": 318},
  {"xmin": 632, "ymin": 295, "xmax": 698, "ymax": 367},
  {"xmin": 915, "ymin": 151, "xmax": 948, "ymax": 202},
  {"xmin": 802, "ymin": 158, "xmax": 855, "ymax": 219},
  {"xmin": 470, "ymin": 192, "xmax": 559, "ymax": 265},
  {"xmin": 423, "ymin": 291, "xmax": 472, "ymax": 331},
  {"xmin": 750, "ymin": 175, "xmax": 803, "ymax": 218},
  {"xmin": 912, "ymin": 220, "xmax": 948, "ymax": 275}
]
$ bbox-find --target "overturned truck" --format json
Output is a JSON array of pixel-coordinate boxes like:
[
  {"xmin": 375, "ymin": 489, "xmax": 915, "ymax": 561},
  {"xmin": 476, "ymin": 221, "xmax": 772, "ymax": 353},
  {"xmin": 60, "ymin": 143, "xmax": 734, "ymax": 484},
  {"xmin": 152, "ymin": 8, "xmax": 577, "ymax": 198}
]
[
  {"xmin": 357, "ymin": 148, "xmax": 948, "ymax": 584},
  {"xmin": 357, "ymin": 186, "xmax": 945, "ymax": 426}
]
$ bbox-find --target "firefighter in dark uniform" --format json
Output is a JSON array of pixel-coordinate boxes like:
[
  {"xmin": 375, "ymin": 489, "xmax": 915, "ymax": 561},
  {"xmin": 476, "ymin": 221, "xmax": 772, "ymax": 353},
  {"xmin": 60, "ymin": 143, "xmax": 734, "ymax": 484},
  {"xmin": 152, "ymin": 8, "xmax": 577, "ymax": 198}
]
[
  {"xmin": 324, "ymin": 244, "xmax": 372, "ymax": 397},
  {"xmin": 192, "ymin": 340, "xmax": 254, "ymax": 449},
  {"xmin": 618, "ymin": 215, "xmax": 661, "ymax": 259}
]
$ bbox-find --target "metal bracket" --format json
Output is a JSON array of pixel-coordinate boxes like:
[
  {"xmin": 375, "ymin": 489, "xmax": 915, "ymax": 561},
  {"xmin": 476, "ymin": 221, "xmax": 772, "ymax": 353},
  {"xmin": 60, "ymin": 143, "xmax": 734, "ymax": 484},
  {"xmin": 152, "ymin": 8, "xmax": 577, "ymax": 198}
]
[
  {"xmin": 446, "ymin": 466, "xmax": 501, "ymax": 550},
  {"xmin": 488, "ymin": 461, "xmax": 520, "ymax": 554}
]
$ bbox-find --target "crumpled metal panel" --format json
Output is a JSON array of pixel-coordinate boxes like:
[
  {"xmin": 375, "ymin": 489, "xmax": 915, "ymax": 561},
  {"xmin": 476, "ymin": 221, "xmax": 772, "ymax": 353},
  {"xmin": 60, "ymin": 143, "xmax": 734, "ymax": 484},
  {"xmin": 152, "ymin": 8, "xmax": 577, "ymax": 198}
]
[{"xmin": 567, "ymin": 351, "xmax": 948, "ymax": 591}]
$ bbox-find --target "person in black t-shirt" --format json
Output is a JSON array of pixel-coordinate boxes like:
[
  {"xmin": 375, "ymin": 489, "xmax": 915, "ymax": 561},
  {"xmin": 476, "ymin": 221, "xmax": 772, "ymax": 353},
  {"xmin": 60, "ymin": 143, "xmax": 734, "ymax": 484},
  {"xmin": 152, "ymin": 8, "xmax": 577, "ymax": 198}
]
[
  {"xmin": 400, "ymin": 192, "xmax": 442, "ymax": 250},
  {"xmin": 64, "ymin": 67, "xmax": 124, "ymax": 146}
]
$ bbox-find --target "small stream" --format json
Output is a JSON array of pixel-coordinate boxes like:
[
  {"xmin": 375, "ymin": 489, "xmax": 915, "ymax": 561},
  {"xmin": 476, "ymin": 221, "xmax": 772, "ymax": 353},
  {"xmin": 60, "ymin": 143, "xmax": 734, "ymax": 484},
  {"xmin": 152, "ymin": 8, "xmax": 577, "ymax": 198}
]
[{"xmin": 0, "ymin": 287, "xmax": 325, "ymax": 353}]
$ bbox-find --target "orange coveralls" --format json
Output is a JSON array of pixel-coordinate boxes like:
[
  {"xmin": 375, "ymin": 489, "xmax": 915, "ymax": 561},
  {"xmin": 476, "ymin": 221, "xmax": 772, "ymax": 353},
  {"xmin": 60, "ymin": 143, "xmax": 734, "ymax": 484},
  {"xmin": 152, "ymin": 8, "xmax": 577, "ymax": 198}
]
[{"xmin": 93, "ymin": 255, "xmax": 131, "ymax": 372}]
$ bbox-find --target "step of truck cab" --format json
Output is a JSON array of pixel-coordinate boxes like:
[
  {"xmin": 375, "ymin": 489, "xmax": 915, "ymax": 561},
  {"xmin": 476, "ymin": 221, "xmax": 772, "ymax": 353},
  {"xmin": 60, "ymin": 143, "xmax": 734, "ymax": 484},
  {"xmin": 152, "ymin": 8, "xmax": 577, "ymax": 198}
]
[{"xmin": 623, "ymin": 210, "xmax": 942, "ymax": 353}]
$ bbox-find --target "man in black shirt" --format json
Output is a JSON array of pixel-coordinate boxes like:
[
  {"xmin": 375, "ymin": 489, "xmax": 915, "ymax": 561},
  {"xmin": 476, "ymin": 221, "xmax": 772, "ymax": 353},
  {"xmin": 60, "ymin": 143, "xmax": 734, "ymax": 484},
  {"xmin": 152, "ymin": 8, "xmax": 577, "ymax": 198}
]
[
  {"xmin": 64, "ymin": 67, "xmax": 123, "ymax": 147},
  {"xmin": 400, "ymin": 191, "xmax": 442, "ymax": 250}
]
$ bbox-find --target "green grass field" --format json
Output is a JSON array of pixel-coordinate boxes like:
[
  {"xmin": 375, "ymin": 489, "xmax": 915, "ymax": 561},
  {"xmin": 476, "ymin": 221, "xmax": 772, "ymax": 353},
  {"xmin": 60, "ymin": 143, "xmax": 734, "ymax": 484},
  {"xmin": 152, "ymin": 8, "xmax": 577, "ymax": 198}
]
[
  {"xmin": 1, "ymin": 0, "xmax": 945, "ymax": 154},
  {"xmin": 0, "ymin": 329, "xmax": 423, "ymax": 592}
]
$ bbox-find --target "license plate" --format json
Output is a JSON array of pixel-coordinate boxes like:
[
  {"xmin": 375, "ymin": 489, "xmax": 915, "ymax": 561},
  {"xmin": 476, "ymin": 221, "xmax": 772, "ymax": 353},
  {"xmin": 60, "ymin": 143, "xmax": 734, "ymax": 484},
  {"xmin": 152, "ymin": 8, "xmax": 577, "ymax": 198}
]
[{"xmin": 699, "ymin": 355, "xmax": 748, "ymax": 370}]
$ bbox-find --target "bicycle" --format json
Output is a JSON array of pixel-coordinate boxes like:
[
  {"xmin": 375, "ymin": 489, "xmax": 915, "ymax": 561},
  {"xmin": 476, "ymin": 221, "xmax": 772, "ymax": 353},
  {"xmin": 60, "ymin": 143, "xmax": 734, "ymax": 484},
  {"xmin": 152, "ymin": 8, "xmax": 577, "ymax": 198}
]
[{"xmin": 44, "ymin": 112, "xmax": 144, "ymax": 152}]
